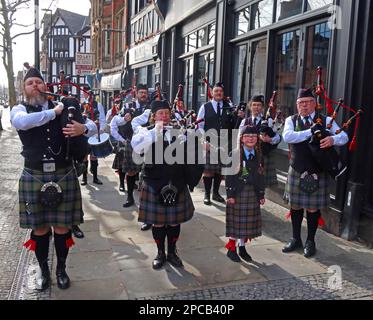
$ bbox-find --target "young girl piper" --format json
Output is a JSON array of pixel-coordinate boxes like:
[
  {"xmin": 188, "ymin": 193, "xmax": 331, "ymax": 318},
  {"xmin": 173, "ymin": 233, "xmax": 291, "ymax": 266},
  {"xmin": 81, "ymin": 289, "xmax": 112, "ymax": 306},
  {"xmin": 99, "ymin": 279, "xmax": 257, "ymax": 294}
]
[{"xmin": 225, "ymin": 125, "xmax": 266, "ymax": 262}]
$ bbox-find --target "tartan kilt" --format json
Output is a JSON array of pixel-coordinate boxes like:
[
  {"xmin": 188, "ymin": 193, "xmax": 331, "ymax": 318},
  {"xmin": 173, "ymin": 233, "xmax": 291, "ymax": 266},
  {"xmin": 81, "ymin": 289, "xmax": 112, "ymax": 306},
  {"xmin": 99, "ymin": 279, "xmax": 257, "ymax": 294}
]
[
  {"xmin": 263, "ymin": 154, "xmax": 278, "ymax": 188},
  {"xmin": 284, "ymin": 166, "xmax": 329, "ymax": 209},
  {"xmin": 112, "ymin": 149, "xmax": 125, "ymax": 170},
  {"xmin": 19, "ymin": 166, "xmax": 83, "ymax": 230},
  {"xmin": 138, "ymin": 182, "xmax": 194, "ymax": 225},
  {"xmin": 226, "ymin": 185, "xmax": 262, "ymax": 239},
  {"xmin": 204, "ymin": 149, "xmax": 222, "ymax": 175},
  {"xmin": 122, "ymin": 140, "xmax": 142, "ymax": 173}
]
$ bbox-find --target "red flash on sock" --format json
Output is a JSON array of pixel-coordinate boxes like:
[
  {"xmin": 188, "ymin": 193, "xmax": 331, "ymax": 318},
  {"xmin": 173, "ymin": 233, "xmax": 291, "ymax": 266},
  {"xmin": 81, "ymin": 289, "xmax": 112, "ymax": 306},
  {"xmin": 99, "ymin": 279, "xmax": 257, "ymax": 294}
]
[
  {"xmin": 225, "ymin": 239, "xmax": 236, "ymax": 252},
  {"xmin": 66, "ymin": 238, "xmax": 75, "ymax": 248},
  {"xmin": 23, "ymin": 239, "xmax": 36, "ymax": 251}
]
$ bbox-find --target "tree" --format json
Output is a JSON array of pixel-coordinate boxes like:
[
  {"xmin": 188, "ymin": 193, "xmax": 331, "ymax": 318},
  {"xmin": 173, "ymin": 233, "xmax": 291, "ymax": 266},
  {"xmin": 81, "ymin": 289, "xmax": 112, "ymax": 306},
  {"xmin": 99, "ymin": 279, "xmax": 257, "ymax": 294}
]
[{"xmin": 0, "ymin": 0, "xmax": 34, "ymax": 108}]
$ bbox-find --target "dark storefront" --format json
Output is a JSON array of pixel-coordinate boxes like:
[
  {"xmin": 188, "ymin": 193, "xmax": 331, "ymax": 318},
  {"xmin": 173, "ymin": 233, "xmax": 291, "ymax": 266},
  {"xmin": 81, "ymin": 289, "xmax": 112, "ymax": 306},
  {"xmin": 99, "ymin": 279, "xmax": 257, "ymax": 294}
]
[{"xmin": 157, "ymin": 0, "xmax": 373, "ymax": 244}]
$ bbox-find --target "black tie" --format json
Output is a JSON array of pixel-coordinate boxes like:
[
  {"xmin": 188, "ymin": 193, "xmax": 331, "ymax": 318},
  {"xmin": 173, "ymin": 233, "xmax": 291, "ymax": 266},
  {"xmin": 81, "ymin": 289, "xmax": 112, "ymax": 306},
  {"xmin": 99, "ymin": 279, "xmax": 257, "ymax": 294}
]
[
  {"xmin": 254, "ymin": 118, "xmax": 257, "ymax": 126},
  {"xmin": 216, "ymin": 102, "xmax": 221, "ymax": 116},
  {"xmin": 304, "ymin": 116, "xmax": 311, "ymax": 129},
  {"xmin": 249, "ymin": 153, "xmax": 254, "ymax": 161}
]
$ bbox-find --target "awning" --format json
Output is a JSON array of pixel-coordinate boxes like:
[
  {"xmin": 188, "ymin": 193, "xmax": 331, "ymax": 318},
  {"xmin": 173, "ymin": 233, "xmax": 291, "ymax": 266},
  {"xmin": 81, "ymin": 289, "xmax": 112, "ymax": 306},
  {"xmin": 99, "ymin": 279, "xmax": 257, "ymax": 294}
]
[{"xmin": 100, "ymin": 72, "xmax": 122, "ymax": 90}]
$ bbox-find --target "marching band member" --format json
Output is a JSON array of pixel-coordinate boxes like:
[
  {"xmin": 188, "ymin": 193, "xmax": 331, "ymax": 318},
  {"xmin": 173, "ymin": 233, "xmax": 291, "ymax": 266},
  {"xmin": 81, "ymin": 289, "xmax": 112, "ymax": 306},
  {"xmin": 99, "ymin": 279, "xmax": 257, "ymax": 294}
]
[
  {"xmin": 10, "ymin": 67, "xmax": 92, "ymax": 291},
  {"xmin": 225, "ymin": 125, "xmax": 265, "ymax": 262},
  {"xmin": 239, "ymin": 95, "xmax": 282, "ymax": 188},
  {"xmin": 282, "ymin": 88, "xmax": 348, "ymax": 258},
  {"xmin": 197, "ymin": 82, "xmax": 235, "ymax": 206},
  {"xmin": 131, "ymin": 99, "xmax": 203, "ymax": 269},
  {"xmin": 80, "ymin": 85, "xmax": 106, "ymax": 185}
]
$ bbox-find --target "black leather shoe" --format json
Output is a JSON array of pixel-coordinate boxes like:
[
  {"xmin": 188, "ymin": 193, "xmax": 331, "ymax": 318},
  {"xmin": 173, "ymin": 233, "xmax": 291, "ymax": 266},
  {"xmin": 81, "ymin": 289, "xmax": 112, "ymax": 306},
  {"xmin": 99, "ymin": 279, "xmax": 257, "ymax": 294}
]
[
  {"xmin": 282, "ymin": 238, "xmax": 303, "ymax": 253},
  {"xmin": 167, "ymin": 251, "xmax": 183, "ymax": 268},
  {"xmin": 238, "ymin": 246, "xmax": 252, "ymax": 262},
  {"xmin": 93, "ymin": 177, "xmax": 103, "ymax": 185},
  {"xmin": 56, "ymin": 268, "xmax": 70, "ymax": 289},
  {"xmin": 304, "ymin": 240, "xmax": 316, "ymax": 258},
  {"xmin": 72, "ymin": 225, "xmax": 84, "ymax": 239},
  {"xmin": 81, "ymin": 179, "xmax": 87, "ymax": 186},
  {"xmin": 152, "ymin": 251, "xmax": 166, "ymax": 270},
  {"xmin": 227, "ymin": 250, "xmax": 241, "ymax": 262},
  {"xmin": 123, "ymin": 196, "xmax": 135, "ymax": 208},
  {"xmin": 212, "ymin": 193, "xmax": 226, "ymax": 203},
  {"xmin": 204, "ymin": 193, "xmax": 212, "ymax": 206},
  {"xmin": 119, "ymin": 185, "xmax": 125, "ymax": 192},
  {"xmin": 36, "ymin": 262, "xmax": 51, "ymax": 291},
  {"xmin": 141, "ymin": 223, "xmax": 152, "ymax": 231}
]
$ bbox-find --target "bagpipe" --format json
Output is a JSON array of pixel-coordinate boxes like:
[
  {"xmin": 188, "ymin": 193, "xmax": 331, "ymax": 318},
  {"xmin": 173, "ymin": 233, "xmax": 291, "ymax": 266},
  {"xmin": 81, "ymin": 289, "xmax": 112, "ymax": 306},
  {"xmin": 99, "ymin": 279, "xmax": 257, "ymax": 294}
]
[{"xmin": 308, "ymin": 66, "xmax": 364, "ymax": 179}]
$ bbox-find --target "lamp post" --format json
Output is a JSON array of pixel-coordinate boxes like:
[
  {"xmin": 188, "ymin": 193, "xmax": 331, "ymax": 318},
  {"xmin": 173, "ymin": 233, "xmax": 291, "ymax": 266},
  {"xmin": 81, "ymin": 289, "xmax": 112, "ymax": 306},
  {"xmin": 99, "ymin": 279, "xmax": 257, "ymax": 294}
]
[
  {"xmin": 34, "ymin": 0, "xmax": 40, "ymax": 69},
  {"xmin": 42, "ymin": 8, "xmax": 53, "ymax": 83}
]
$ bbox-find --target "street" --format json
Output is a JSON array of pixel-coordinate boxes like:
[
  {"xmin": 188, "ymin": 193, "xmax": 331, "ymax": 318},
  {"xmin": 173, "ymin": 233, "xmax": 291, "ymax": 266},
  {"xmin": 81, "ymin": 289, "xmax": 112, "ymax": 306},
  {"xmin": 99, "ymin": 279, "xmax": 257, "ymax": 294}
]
[{"xmin": 1, "ymin": 108, "xmax": 373, "ymax": 300}]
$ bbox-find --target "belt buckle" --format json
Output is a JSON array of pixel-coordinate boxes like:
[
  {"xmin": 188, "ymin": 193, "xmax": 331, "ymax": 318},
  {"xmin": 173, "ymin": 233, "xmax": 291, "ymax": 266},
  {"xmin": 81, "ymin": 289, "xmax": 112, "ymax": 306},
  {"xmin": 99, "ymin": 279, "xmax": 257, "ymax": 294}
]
[{"xmin": 42, "ymin": 158, "xmax": 56, "ymax": 173}]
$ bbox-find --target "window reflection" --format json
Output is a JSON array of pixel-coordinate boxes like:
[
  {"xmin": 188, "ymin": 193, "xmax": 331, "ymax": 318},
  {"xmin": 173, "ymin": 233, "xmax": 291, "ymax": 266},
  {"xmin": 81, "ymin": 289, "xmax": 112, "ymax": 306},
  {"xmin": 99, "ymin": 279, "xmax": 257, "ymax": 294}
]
[
  {"xmin": 306, "ymin": 0, "xmax": 333, "ymax": 11},
  {"xmin": 188, "ymin": 32, "xmax": 197, "ymax": 51},
  {"xmin": 251, "ymin": 0, "xmax": 274, "ymax": 30},
  {"xmin": 276, "ymin": 0, "xmax": 303, "ymax": 21},
  {"xmin": 236, "ymin": 8, "xmax": 250, "ymax": 36},
  {"xmin": 208, "ymin": 23, "xmax": 215, "ymax": 45},
  {"xmin": 232, "ymin": 45, "xmax": 248, "ymax": 104}
]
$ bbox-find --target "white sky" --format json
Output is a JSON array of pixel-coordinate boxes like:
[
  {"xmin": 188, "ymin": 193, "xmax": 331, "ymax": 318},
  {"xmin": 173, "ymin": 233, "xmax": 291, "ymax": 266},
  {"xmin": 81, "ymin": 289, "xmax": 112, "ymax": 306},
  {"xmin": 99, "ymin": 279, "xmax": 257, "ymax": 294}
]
[{"xmin": 0, "ymin": 0, "xmax": 91, "ymax": 86}]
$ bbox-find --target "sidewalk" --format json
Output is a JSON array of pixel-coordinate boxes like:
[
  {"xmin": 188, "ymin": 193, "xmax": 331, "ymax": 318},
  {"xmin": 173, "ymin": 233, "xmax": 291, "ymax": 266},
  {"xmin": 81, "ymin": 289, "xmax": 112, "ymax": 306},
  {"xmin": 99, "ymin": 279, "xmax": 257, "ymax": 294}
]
[{"xmin": 4, "ymin": 113, "xmax": 373, "ymax": 300}]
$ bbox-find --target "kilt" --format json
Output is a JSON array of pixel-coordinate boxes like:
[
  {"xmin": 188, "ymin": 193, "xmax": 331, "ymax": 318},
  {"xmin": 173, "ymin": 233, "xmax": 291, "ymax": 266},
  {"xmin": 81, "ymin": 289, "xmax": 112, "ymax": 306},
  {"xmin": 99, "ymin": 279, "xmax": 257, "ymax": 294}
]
[
  {"xmin": 122, "ymin": 140, "xmax": 142, "ymax": 173},
  {"xmin": 19, "ymin": 166, "xmax": 83, "ymax": 230},
  {"xmin": 283, "ymin": 166, "xmax": 329, "ymax": 209},
  {"xmin": 112, "ymin": 149, "xmax": 125, "ymax": 170},
  {"xmin": 263, "ymin": 154, "xmax": 278, "ymax": 188},
  {"xmin": 204, "ymin": 149, "xmax": 222, "ymax": 175},
  {"xmin": 226, "ymin": 185, "xmax": 262, "ymax": 239},
  {"xmin": 138, "ymin": 182, "xmax": 194, "ymax": 225}
]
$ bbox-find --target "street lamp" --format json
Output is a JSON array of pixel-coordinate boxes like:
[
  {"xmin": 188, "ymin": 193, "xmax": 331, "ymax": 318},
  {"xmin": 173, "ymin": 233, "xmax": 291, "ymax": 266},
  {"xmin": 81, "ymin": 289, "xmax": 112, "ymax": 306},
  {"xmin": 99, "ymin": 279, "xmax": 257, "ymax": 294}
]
[{"xmin": 42, "ymin": 8, "xmax": 53, "ymax": 83}]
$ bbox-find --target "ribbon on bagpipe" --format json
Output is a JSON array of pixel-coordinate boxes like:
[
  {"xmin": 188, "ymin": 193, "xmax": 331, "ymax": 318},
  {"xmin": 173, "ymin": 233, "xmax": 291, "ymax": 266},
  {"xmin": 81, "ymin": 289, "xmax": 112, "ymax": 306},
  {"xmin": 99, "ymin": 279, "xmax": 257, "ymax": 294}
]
[
  {"xmin": 315, "ymin": 67, "xmax": 362, "ymax": 152},
  {"xmin": 203, "ymin": 78, "xmax": 213, "ymax": 100}
]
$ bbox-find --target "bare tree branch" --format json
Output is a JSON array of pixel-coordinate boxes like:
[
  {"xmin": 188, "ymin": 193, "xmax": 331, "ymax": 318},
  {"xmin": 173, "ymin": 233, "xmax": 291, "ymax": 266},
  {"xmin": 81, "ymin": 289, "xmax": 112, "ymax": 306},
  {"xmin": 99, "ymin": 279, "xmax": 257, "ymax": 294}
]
[
  {"xmin": 12, "ymin": 22, "xmax": 33, "ymax": 28},
  {"xmin": 11, "ymin": 29, "xmax": 34, "ymax": 40}
]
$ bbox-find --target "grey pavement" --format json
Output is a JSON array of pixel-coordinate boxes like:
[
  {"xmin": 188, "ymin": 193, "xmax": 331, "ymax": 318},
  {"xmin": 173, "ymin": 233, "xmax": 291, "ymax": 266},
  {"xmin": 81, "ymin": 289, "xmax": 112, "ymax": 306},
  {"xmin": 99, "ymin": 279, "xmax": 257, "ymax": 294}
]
[{"xmin": 1, "ymin": 107, "xmax": 373, "ymax": 300}]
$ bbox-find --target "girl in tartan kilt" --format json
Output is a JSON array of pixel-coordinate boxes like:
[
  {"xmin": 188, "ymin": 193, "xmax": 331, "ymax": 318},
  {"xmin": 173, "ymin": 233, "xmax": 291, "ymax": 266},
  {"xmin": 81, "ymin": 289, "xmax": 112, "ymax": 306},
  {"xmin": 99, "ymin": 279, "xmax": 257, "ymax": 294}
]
[
  {"xmin": 225, "ymin": 125, "xmax": 265, "ymax": 262},
  {"xmin": 131, "ymin": 100, "xmax": 203, "ymax": 269},
  {"xmin": 282, "ymin": 88, "xmax": 348, "ymax": 258},
  {"xmin": 10, "ymin": 68, "xmax": 93, "ymax": 291}
]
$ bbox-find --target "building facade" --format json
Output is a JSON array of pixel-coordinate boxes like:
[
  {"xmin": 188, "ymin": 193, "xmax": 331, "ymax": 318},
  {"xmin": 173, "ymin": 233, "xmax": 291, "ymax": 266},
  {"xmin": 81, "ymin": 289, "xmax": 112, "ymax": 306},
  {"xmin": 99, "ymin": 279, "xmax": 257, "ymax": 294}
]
[
  {"xmin": 155, "ymin": 0, "xmax": 373, "ymax": 243},
  {"xmin": 41, "ymin": 8, "xmax": 91, "ymax": 97}
]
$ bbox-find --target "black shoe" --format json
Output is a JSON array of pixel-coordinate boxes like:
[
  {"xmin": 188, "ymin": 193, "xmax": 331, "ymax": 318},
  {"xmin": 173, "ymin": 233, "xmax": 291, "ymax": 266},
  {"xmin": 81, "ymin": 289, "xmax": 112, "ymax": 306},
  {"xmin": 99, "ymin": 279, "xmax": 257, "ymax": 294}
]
[
  {"xmin": 238, "ymin": 246, "xmax": 252, "ymax": 262},
  {"xmin": 204, "ymin": 193, "xmax": 212, "ymax": 206},
  {"xmin": 304, "ymin": 240, "xmax": 316, "ymax": 258},
  {"xmin": 119, "ymin": 185, "xmax": 125, "ymax": 192},
  {"xmin": 56, "ymin": 268, "xmax": 70, "ymax": 290},
  {"xmin": 36, "ymin": 262, "xmax": 51, "ymax": 291},
  {"xmin": 141, "ymin": 223, "xmax": 152, "ymax": 231},
  {"xmin": 72, "ymin": 225, "xmax": 84, "ymax": 239},
  {"xmin": 81, "ymin": 178, "xmax": 87, "ymax": 186},
  {"xmin": 152, "ymin": 251, "xmax": 166, "ymax": 270},
  {"xmin": 123, "ymin": 196, "xmax": 135, "ymax": 208},
  {"xmin": 212, "ymin": 193, "xmax": 226, "ymax": 203},
  {"xmin": 93, "ymin": 177, "xmax": 103, "ymax": 185},
  {"xmin": 282, "ymin": 238, "xmax": 303, "ymax": 253},
  {"xmin": 227, "ymin": 250, "xmax": 241, "ymax": 262},
  {"xmin": 167, "ymin": 251, "xmax": 183, "ymax": 268}
]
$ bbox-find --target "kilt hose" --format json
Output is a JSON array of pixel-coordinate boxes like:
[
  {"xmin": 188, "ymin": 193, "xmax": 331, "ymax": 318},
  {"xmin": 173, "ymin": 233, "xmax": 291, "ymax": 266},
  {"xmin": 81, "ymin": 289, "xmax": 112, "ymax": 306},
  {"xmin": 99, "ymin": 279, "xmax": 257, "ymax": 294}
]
[
  {"xmin": 263, "ymin": 154, "xmax": 278, "ymax": 188},
  {"xmin": 284, "ymin": 166, "xmax": 329, "ymax": 209},
  {"xmin": 122, "ymin": 140, "xmax": 142, "ymax": 173},
  {"xmin": 19, "ymin": 166, "xmax": 84, "ymax": 230},
  {"xmin": 226, "ymin": 185, "xmax": 262, "ymax": 239},
  {"xmin": 138, "ymin": 182, "xmax": 194, "ymax": 225},
  {"xmin": 203, "ymin": 149, "xmax": 222, "ymax": 176}
]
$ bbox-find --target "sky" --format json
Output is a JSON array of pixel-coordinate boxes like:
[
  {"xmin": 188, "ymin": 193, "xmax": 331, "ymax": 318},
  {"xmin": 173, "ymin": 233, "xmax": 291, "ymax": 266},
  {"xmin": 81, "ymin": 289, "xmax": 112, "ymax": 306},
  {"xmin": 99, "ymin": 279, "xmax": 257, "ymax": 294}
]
[{"xmin": 0, "ymin": 0, "xmax": 91, "ymax": 86}]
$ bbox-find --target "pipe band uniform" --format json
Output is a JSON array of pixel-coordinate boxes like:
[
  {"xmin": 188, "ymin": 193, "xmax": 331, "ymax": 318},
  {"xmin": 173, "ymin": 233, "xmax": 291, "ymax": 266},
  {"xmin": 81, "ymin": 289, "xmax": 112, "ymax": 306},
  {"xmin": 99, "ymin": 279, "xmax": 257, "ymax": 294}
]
[
  {"xmin": 131, "ymin": 99, "xmax": 203, "ymax": 270},
  {"xmin": 10, "ymin": 67, "xmax": 96, "ymax": 291},
  {"xmin": 282, "ymin": 87, "xmax": 349, "ymax": 258}
]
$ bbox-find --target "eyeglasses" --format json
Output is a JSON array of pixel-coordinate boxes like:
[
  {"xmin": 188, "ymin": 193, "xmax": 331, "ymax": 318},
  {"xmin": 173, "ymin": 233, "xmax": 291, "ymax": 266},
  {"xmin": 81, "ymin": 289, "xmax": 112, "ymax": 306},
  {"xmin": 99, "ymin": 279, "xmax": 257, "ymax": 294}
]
[
  {"xmin": 242, "ymin": 134, "xmax": 257, "ymax": 139},
  {"xmin": 297, "ymin": 99, "xmax": 315, "ymax": 105}
]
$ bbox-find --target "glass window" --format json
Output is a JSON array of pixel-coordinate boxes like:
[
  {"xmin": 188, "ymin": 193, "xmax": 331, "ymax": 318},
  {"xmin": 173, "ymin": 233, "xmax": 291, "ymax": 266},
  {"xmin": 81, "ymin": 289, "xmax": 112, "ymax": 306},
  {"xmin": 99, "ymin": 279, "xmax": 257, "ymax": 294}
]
[
  {"xmin": 274, "ymin": 29, "xmax": 300, "ymax": 126},
  {"xmin": 65, "ymin": 52, "xmax": 69, "ymax": 58},
  {"xmin": 304, "ymin": 22, "xmax": 331, "ymax": 89},
  {"xmin": 208, "ymin": 52, "xmax": 214, "ymax": 86},
  {"xmin": 249, "ymin": 38, "xmax": 267, "ymax": 98},
  {"xmin": 251, "ymin": 0, "xmax": 274, "ymax": 30},
  {"xmin": 197, "ymin": 54, "xmax": 209, "ymax": 108},
  {"xmin": 147, "ymin": 64, "xmax": 155, "ymax": 88},
  {"xmin": 187, "ymin": 59, "xmax": 194, "ymax": 108},
  {"xmin": 276, "ymin": 0, "xmax": 303, "ymax": 21},
  {"xmin": 137, "ymin": 66, "xmax": 147, "ymax": 84},
  {"xmin": 236, "ymin": 7, "xmax": 250, "ymax": 36},
  {"xmin": 306, "ymin": 0, "xmax": 333, "ymax": 11},
  {"xmin": 232, "ymin": 44, "xmax": 248, "ymax": 104},
  {"xmin": 184, "ymin": 36, "xmax": 188, "ymax": 53},
  {"xmin": 198, "ymin": 27, "xmax": 208, "ymax": 48},
  {"xmin": 183, "ymin": 60, "xmax": 189, "ymax": 105},
  {"xmin": 188, "ymin": 32, "xmax": 197, "ymax": 51},
  {"xmin": 208, "ymin": 23, "xmax": 216, "ymax": 45}
]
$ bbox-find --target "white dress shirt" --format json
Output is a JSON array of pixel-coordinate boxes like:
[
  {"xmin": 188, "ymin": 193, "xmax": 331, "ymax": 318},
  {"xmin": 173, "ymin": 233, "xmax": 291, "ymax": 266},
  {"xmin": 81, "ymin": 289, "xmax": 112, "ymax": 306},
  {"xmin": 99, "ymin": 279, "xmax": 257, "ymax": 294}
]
[
  {"xmin": 239, "ymin": 115, "xmax": 281, "ymax": 145},
  {"xmin": 131, "ymin": 109, "xmax": 151, "ymax": 133},
  {"xmin": 110, "ymin": 114, "xmax": 127, "ymax": 143},
  {"xmin": 197, "ymin": 99, "xmax": 223, "ymax": 131},
  {"xmin": 283, "ymin": 111, "xmax": 349, "ymax": 146}
]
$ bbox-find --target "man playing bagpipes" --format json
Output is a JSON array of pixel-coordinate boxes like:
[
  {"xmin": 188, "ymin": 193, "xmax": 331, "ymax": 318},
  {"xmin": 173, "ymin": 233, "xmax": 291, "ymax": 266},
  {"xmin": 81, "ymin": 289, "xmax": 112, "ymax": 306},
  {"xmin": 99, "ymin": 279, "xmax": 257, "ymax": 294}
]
[
  {"xmin": 80, "ymin": 84, "xmax": 107, "ymax": 186},
  {"xmin": 282, "ymin": 88, "xmax": 349, "ymax": 258},
  {"xmin": 111, "ymin": 84, "xmax": 151, "ymax": 212},
  {"xmin": 239, "ymin": 94, "xmax": 282, "ymax": 188},
  {"xmin": 10, "ymin": 67, "xmax": 95, "ymax": 291},
  {"xmin": 131, "ymin": 99, "xmax": 204, "ymax": 269}
]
